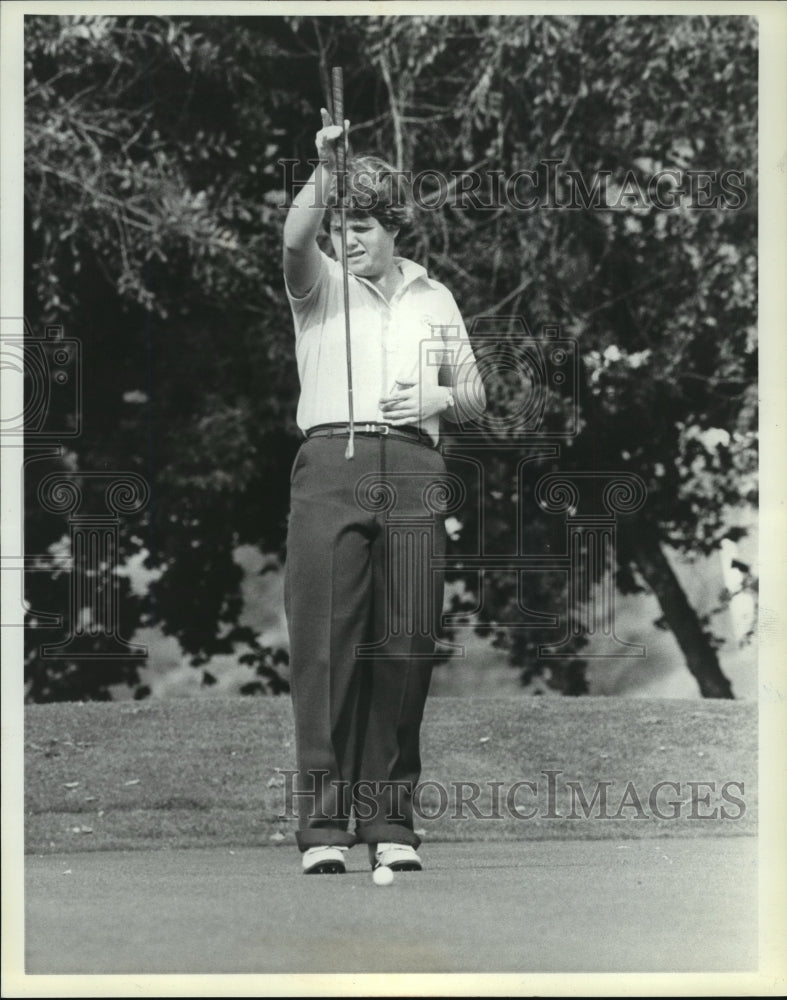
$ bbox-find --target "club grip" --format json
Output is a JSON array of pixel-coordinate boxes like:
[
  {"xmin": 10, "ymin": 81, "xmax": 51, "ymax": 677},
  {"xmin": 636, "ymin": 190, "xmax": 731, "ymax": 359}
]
[{"xmin": 331, "ymin": 66, "xmax": 346, "ymax": 175}]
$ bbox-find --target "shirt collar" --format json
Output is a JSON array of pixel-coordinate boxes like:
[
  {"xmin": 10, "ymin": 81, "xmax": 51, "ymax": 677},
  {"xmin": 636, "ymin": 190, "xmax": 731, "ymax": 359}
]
[
  {"xmin": 352, "ymin": 255, "xmax": 433, "ymax": 301},
  {"xmin": 393, "ymin": 256, "xmax": 427, "ymax": 287}
]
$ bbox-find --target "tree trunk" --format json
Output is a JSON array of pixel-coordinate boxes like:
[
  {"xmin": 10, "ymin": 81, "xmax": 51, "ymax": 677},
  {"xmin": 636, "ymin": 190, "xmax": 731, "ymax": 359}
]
[{"xmin": 618, "ymin": 520, "xmax": 734, "ymax": 699}]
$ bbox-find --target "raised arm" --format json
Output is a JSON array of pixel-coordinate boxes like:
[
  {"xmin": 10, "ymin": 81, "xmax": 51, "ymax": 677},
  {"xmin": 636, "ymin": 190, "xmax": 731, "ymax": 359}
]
[{"xmin": 282, "ymin": 108, "xmax": 347, "ymax": 297}]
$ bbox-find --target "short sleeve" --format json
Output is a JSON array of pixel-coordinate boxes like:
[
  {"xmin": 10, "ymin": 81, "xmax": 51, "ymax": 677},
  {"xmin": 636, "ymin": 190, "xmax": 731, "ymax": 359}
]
[
  {"xmin": 284, "ymin": 249, "xmax": 343, "ymax": 343},
  {"xmin": 438, "ymin": 290, "xmax": 477, "ymax": 383},
  {"xmin": 284, "ymin": 248, "xmax": 333, "ymax": 315}
]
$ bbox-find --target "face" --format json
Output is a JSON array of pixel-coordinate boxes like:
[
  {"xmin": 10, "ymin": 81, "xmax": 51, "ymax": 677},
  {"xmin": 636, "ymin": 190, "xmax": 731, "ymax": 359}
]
[{"xmin": 329, "ymin": 214, "xmax": 397, "ymax": 279}]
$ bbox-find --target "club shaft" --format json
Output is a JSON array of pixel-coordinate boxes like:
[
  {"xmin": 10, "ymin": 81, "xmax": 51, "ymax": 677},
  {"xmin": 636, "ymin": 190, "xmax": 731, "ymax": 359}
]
[{"xmin": 331, "ymin": 66, "xmax": 354, "ymax": 458}]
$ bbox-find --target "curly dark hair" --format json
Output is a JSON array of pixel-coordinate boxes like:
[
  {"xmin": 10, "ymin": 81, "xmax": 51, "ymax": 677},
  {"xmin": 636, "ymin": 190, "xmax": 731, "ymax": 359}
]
[{"xmin": 326, "ymin": 155, "xmax": 413, "ymax": 235}]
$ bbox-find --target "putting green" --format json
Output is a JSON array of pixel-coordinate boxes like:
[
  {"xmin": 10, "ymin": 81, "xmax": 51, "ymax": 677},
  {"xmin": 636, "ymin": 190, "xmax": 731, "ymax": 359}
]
[{"xmin": 24, "ymin": 838, "xmax": 757, "ymax": 974}]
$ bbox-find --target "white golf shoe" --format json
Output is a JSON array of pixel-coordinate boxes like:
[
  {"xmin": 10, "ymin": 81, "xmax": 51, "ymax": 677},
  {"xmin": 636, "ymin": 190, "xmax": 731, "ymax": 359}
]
[
  {"xmin": 369, "ymin": 842, "xmax": 422, "ymax": 871},
  {"xmin": 301, "ymin": 845, "xmax": 348, "ymax": 874}
]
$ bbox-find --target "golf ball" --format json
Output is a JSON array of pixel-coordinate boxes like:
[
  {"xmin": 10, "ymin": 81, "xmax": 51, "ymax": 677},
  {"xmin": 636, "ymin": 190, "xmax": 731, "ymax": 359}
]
[{"xmin": 373, "ymin": 865, "xmax": 394, "ymax": 886}]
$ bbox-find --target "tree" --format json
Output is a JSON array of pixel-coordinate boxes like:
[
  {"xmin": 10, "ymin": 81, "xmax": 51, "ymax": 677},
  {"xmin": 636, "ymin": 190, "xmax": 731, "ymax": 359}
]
[
  {"xmin": 22, "ymin": 13, "xmax": 757, "ymax": 700},
  {"xmin": 24, "ymin": 15, "xmax": 301, "ymax": 697},
  {"xmin": 317, "ymin": 13, "xmax": 757, "ymax": 696}
]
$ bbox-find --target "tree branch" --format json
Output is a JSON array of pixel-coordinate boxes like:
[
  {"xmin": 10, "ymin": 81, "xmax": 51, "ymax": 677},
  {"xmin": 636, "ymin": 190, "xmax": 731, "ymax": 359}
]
[{"xmin": 378, "ymin": 48, "xmax": 404, "ymax": 172}]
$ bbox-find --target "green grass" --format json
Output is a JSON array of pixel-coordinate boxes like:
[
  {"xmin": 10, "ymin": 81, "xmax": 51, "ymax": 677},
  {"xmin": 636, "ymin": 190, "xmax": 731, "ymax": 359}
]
[{"xmin": 25, "ymin": 696, "xmax": 756, "ymax": 854}]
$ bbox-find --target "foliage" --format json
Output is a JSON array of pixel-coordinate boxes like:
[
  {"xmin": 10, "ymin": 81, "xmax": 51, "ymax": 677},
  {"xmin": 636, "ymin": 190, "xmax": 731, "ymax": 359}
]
[{"xmin": 22, "ymin": 14, "xmax": 757, "ymax": 699}]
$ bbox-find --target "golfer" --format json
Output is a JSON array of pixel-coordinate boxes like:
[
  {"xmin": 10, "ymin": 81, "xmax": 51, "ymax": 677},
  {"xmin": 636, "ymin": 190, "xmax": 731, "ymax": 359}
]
[{"xmin": 283, "ymin": 109, "xmax": 484, "ymax": 874}]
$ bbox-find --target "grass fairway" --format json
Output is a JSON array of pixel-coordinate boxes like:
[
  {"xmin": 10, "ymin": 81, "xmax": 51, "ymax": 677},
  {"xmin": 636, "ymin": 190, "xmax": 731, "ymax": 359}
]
[{"xmin": 25, "ymin": 695, "xmax": 756, "ymax": 854}]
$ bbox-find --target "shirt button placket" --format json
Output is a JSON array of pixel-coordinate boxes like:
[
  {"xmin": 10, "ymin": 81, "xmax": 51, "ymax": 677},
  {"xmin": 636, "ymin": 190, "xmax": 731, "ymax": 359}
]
[{"xmin": 380, "ymin": 302, "xmax": 392, "ymax": 423}]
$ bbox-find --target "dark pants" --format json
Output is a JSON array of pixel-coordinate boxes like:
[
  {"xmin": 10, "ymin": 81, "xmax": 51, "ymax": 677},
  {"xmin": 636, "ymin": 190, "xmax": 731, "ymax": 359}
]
[{"xmin": 284, "ymin": 433, "xmax": 447, "ymax": 851}]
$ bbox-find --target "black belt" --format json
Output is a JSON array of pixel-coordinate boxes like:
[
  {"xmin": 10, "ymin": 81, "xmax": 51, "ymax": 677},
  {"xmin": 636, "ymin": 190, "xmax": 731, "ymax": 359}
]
[{"xmin": 305, "ymin": 422, "xmax": 436, "ymax": 449}]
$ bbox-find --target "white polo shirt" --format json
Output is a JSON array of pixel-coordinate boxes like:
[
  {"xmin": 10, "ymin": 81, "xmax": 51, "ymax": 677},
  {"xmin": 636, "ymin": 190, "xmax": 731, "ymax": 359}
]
[{"xmin": 285, "ymin": 250, "xmax": 476, "ymax": 443}]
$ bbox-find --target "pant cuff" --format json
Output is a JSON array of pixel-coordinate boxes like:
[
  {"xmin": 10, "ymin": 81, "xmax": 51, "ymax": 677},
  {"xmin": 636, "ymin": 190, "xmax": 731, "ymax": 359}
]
[
  {"xmin": 296, "ymin": 829, "xmax": 357, "ymax": 852},
  {"xmin": 354, "ymin": 823, "xmax": 420, "ymax": 849}
]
